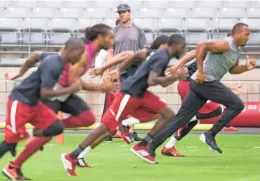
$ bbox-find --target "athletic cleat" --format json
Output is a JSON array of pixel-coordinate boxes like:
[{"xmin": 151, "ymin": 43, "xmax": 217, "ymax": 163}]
[
  {"xmin": 161, "ymin": 146, "xmax": 184, "ymax": 157},
  {"xmin": 128, "ymin": 132, "xmax": 135, "ymax": 142},
  {"xmin": 2, "ymin": 164, "xmax": 31, "ymax": 180},
  {"xmin": 61, "ymin": 153, "xmax": 78, "ymax": 176},
  {"xmin": 132, "ymin": 132, "xmax": 143, "ymax": 142},
  {"xmin": 104, "ymin": 136, "xmax": 113, "ymax": 142},
  {"xmin": 200, "ymin": 133, "xmax": 222, "ymax": 154},
  {"xmin": 119, "ymin": 125, "xmax": 130, "ymax": 135},
  {"xmin": 118, "ymin": 130, "xmax": 131, "ymax": 144},
  {"xmin": 130, "ymin": 144, "xmax": 157, "ymax": 164},
  {"xmin": 174, "ymin": 127, "xmax": 185, "ymax": 140},
  {"xmin": 77, "ymin": 158, "xmax": 93, "ymax": 168}
]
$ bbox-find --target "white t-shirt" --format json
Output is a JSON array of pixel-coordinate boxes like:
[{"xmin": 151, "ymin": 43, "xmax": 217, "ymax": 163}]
[{"xmin": 95, "ymin": 49, "xmax": 107, "ymax": 67}]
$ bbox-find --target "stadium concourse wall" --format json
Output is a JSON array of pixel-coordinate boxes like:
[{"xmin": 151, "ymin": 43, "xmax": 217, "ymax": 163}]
[{"xmin": 1, "ymin": 66, "xmax": 260, "ymax": 130}]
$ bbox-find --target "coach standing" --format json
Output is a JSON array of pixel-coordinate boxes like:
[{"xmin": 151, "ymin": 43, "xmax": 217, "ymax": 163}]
[{"xmin": 104, "ymin": 3, "xmax": 148, "ymax": 142}]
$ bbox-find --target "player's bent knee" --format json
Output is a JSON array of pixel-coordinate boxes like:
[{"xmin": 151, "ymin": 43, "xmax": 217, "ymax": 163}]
[
  {"xmin": 160, "ymin": 107, "xmax": 175, "ymax": 120},
  {"xmin": 233, "ymin": 100, "xmax": 244, "ymax": 112},
  {"xmin": 43, "ymin": 120, "xmax": 64, "ymax": 136},
  {"xmin": 78, "ymin": 110, "xmax": 96, "ymax": 127},
  {"xmin": 215, "ymin": 106, "xmax": 222, "ymax": 116}
]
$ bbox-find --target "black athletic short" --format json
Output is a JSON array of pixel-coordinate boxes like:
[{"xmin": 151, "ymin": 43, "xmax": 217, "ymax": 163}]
[{"xmin": 42, "ymin": 94, "xmax": 90, "ymax": 116}]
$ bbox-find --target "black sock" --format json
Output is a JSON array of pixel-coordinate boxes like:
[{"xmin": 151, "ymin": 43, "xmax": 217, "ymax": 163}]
[
  {"xmin": 208, "ymin": 122, "xmax": 224, "ymax": 137},
  {"xmin": 0, "ymin": 141, "xmax": 17, "ymax": 158},
  {"xmin": 177, "ymin": 120, "xmax": 198, "ymax": 140},
  {"xmin": 138, "ymin": 134, "xmax": 154, "ymax": 146},
  {"xmin": 0, "ymin": 141, "xmax": 9, "ymax": 158},
  {"xmin": 70, "ymin": 145, "xmax": 84, "ymax": 159}
]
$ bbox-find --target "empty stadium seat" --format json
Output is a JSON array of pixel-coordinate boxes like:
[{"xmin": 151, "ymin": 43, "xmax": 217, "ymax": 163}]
[
  {"xmin": 158, "ymin": 18, "xmax": 184, "ymax": 32},
  {"xmin": 246, "ymin": 8, "xmax": 260, "ymax": 18},
  {"xmin": 102, "ymin": 18, "xmax": 118, "ymax": 28},
  {"xmin": 243, "ymin": 18, "xmax": 260, "ymax": 30},
  {"xmin": 90, "ymin": 0, "xmax": 121, "ymax": 8},
  {"xmin": 193, "ymin": 1, "xmax": 222, "ymax": 8},
  {"xmin": 141, "ymin": 0, "xmax": 169, "ymax": 8},
  {"xmin": 184, "ymin": 18, "xmax": 211, "ymax": 44},
  {"xmin": 223, "ymin": 1, "xmax": 249, "ymax": 8},
  {"xmin": 0, "ymin": 18, "xmax": 25, "ymax": 44},
  {"xmin": 212, "ymin": 29, "xmax": 231, "ymax": 40},
  {"xmin": 29, "ymin": 7, "xmax": 58, "ymax": 18},
  {"xmin": 37, "ymin": 1, "xmax": 65, "ymax": 8},
  {"xmin": 78, "ymin": 18, "xmax": 100, "ymax": 28},
  {"xmin": 162, "ymin": 8, "xmax": 191, "ymax": 18},
  {"xmin": 185, "ymin": 18, "xmax": 213, "ymax": 30},
  {"xmin": 191, "ymin": 8, "xmax": 218, "ymax": 18},
  {"xmin": 247, "ymin": 30, "xmax": 260, "ymax": 45},
  {"xmin": 168, "ymin": 1, "xmax": 195, "ymax": 8},
  {"xmin": 8, "ymin": 0, "xmax": 38, "ymax": 8},
  {"xmin": 211, "ymin": 19, "xmax": 238, "ymax": 39},
  {"xmin": 134, "ymin": 18, "xmax": 158, "ymax": 31},
  {"xmin": 0, "ymin": 1, "xmax": 11, "ymax": 7},
  {"xmin": 135, "ymin": 8, "xmax": 163, "ymax": 18},
  {"xmin": 55, "ymin": 8, "xmax": 85, "ymax": 18},
  {"xmin": 218, "ymin": 8, "xmax": 246, "ymax": 18},
  {"xmin": 82, "ymin": 8, "xmax": 117, "ymax": 18},
  {"xmin": 185, "ymin": 29, "xmax": 209, "ymax": 44},
  {"xmin": 0, "ymin": 28, "xmax": 19, "ymax": 45},
  {"xmin": 65, "ymin": 1, "xmax": 89, "ymax": 8},
  {"xmin": 213, "ymin": 18, "xmax": 240, "ymax": 30},
  {"xmin": 242, "ymin": 19, "xmax": 260, "ymax": 45},
  {"xmin": 21, "ymin": 29, "xmax": 46, "ymax": 45},
  {"xmin": 21, "ymin": 18, "xmax": 50, "ymax": 45},
  {"xmin": 0, "ymin": 7, "xmax": 31, "ymax": 18},
  {"xmin": 250, "ymin": 1, "xmax": 260, "ymax": 8},
  {"xmin": 48, "ymin": 18, "xmax": 74, "ymax": 45}
]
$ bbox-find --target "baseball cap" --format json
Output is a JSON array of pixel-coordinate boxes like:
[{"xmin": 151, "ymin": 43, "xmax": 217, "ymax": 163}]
[{"xmin": 116, "ymin": 4, "xmax": 131, "ymax": 12}]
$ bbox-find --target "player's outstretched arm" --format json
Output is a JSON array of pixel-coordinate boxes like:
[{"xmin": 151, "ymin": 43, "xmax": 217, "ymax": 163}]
[
  {"xmin": 102, "ymin": 51, "xmax": 134, "ymax": 73},
  {"xmin": 229, "ymin": 55, "xmax": 256, "ymax": 74},
  {"xmin": 167, "ymin": 50, "xmax": 196, "ymax": 74},
  {"xmin": 179, "ymin": 49, "xmax": 196, "ymax": 65},
  {"xmin": 118, "ymin": 48, "xmax": 149, "ymax": 73},
  {"xmin": 68, "ymin": 53, "xmax": 88, "ymax": 86},
  {"xmin": 6, "ymin": 50, "xmax": 45, "ymax": 80},
  {"xmin": 41, "ymin": 80, "xmax": 82, "ymax": 98},
  {"xmin": 89, "ymin": 51, "xmax": 134, "ymax": 77},
  {"xmin": 67, "ymin": 54, "xmax": 119, "ymax": 93}
]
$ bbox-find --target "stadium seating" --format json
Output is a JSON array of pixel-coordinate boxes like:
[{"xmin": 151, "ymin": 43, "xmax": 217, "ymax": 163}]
[{"xmin": 0, "ymin": 0, "xmax": 259, "ymax": 53}]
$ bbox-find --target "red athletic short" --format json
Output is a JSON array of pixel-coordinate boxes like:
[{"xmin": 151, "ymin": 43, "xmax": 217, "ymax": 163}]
[
  {"xmin": 178, "ymin": 80, "xmax": 220, "ymax": 114},
  {"xmin": 4, "ymin": 98, "xmax": 58, "ymax": 143},
  {"xmin": 102, "ymin": 91, "xmax": 167, "ymax": 132},
  {"xmin": 104, "ymin": 92, "xmax": 156, "ymax": 122}
]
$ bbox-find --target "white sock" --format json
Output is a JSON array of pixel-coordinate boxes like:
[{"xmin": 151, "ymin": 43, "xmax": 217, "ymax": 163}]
[
  {"xmin": 77, "ymin": 146, "xmax": 92, "ymax": 159},
  {"xmin": 165, "ymin": 136, "xmax": 178, "ymax": 149},
  {"xmin": 189, "ymin": 116, "xmax": 197, "ymax": 122},
  {"xmin": 27, "ymin": 128, "xmax": 33, "ymax": 136},
  {"xmin": 121, "ymin": 117, "xmax": 140, "ymax": 127}
]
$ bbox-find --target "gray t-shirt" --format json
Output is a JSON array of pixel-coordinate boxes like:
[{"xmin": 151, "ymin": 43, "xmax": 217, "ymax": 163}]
[
  {"xmin": 113, "ymin": 23, "xmax": 147, "ymax": 55},
  {"xmin": 192, "ymin": 37, "xmax": 241, "ymax": 81}
]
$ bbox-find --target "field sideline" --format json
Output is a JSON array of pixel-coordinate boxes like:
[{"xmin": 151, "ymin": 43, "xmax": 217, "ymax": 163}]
[{"xmin": 0, "ymin": 134, "xmax": 260, "ymax": 181}]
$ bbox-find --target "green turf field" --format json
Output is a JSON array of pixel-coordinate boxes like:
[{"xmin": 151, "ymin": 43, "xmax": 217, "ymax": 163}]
[{"xmin": 0, "ymin": 134, "xmax": 260, "ymax": 181}]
